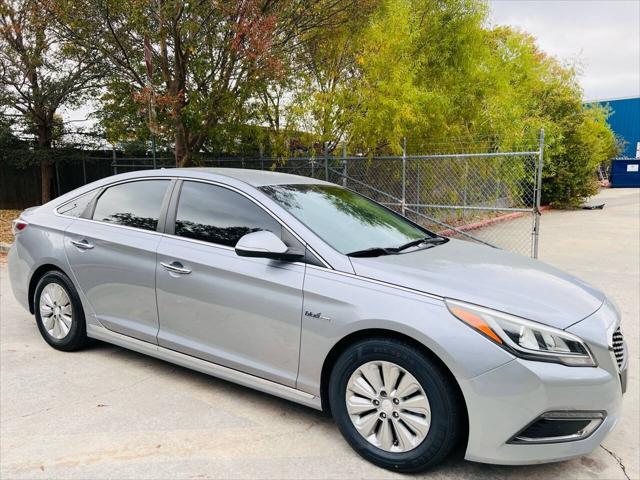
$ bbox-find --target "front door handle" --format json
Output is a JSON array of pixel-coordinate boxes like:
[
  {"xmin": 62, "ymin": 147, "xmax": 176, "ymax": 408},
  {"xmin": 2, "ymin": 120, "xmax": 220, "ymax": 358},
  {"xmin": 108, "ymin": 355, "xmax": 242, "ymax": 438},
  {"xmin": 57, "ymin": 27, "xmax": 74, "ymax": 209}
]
[
  {"xmin": 70, "ymin": 239, "xmax": 94, "ymax": 250},
  {"xmin": 161, "ymin": 261, "xmax": 192, "ymax": 275}
]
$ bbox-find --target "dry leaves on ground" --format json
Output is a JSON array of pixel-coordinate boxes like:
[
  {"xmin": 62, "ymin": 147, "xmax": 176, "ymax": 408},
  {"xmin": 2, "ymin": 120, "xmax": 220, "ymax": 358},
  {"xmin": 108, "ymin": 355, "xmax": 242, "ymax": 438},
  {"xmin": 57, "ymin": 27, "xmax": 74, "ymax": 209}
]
[{"xmin": 0, "ymin": 210, "xmax": 21, "ymax": 244}]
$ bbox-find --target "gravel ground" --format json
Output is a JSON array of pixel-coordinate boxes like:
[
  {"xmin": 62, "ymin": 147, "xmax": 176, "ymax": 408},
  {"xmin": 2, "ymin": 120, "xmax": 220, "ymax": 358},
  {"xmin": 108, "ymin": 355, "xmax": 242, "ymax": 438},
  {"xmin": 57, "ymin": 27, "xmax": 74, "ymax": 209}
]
[{"xmin": 0, "ymin": 188, "xmax": 638, "ymax": 479}]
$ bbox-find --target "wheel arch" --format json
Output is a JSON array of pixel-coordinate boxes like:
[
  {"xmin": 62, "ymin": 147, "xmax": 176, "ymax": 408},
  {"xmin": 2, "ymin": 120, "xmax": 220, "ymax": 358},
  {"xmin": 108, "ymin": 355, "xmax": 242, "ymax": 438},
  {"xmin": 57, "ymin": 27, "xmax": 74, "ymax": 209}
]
[
  {"xmin": 28, "ymin": 264, "xmax": 66, "ymax": 314},
  {"xmin": 319, "ymin": 328, "xmax": 469, "ymax": 437}
]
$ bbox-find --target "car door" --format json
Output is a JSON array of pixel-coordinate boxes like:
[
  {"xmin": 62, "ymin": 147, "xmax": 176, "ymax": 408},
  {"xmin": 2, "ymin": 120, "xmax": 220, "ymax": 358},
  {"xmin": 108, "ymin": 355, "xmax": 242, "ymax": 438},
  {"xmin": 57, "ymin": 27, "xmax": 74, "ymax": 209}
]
[
  {"xmin": 155, "ymin": 180, "xmax": 306, "ymax": 387},
  {"xmin": 65, "ymin": 178, "xmax": 173, "ymax": 343}
]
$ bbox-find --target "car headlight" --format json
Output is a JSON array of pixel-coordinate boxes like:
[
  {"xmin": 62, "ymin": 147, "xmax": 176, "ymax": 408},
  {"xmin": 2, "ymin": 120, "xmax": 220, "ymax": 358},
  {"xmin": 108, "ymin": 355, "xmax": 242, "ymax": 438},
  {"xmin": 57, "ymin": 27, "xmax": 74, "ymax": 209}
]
[{"xmin": 445, "ymin": 299, "xmax": 597, "ymax": 367}]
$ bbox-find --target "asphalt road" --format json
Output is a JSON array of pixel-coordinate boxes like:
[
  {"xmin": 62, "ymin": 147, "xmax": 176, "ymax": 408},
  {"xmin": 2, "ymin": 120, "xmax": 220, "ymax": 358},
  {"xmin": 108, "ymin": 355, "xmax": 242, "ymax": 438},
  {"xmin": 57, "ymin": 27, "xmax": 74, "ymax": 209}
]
[{"xmin": 1, "ymin": 188, "xmax": 638, "ymax": 479}]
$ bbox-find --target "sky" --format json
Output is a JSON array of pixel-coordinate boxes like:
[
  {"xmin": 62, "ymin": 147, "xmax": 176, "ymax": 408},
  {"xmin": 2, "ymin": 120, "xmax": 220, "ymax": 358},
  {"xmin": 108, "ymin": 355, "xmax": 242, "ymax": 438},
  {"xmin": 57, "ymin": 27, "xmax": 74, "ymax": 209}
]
[{"xmin": 489, "ymin": 0, "xmax": 640, "ymax": 101}]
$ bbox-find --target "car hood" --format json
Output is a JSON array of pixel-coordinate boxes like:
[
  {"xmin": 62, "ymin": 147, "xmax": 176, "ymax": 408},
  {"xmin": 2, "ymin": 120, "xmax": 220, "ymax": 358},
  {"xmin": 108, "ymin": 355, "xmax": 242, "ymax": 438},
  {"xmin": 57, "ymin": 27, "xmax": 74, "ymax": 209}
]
[{"xmin": 349, "ymin": 239, "xmax": 605, "ymax": 330}]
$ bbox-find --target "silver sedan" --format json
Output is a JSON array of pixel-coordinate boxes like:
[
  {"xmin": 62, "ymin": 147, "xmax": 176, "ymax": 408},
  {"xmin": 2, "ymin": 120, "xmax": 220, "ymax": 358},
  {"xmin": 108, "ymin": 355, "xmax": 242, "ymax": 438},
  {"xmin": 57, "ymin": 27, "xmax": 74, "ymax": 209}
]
[{"xmin": 8, "ymin": 168, "xmax": 628, "ymax": 472}]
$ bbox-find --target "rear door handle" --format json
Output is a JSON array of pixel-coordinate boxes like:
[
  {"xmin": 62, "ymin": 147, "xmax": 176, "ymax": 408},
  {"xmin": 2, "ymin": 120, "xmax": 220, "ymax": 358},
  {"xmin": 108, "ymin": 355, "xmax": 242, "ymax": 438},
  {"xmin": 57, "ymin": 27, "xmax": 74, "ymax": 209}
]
[
  {"xmin": 70, "ymin": 239, "xmax": 94, "ymax": 250},
  {"xmin": 161, "ymin": 261, "xmax": 192, "ymax": 275}
]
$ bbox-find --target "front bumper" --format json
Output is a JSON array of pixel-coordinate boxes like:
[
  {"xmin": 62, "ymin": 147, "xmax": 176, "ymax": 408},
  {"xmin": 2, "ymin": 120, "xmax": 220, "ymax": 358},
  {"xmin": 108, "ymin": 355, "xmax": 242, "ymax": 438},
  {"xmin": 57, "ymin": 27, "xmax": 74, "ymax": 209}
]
[{"xmin": 459, "ymin": 303, "xmax": 627, "ymax": 465}]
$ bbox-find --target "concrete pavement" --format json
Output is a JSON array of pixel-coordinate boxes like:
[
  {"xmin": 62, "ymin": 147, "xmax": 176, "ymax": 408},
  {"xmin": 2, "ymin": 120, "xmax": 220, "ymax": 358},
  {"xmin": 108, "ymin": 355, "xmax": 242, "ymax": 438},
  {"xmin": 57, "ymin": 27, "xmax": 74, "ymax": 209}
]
[{"xmin": 1, "ymin": 188, "xmax": 638, "ymax": 479}]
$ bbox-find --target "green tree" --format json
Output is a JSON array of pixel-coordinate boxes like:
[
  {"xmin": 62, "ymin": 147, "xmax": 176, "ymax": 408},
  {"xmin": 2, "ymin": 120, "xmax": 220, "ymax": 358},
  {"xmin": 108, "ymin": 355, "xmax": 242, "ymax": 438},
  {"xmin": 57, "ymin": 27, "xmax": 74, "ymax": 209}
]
[
  {"xmin": 483, "ymin": 27, "xmax": 618, "ymax": 205},
  {"xmin": 279, "ymin": 0, "xmax": 618, "ymax": 205},
  {"xmin": 0, "ymin": 0, "xmax": 102, "ymax": 202},
  {"xmin": 53, "ymin": 0, "xmax": 367, "ymax": 166},
  {"xmin": 283, "ymin": 0, "xmax": 491, "ymax": 154}
]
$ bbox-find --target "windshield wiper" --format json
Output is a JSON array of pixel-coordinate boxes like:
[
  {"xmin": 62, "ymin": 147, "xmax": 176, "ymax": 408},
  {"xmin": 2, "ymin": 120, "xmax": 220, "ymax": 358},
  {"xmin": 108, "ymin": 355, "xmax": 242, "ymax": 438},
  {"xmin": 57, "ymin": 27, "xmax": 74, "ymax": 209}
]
[
  {"xmin": 348, "ymin": 237, "xmax": 449, "ymax": 257},
  {"xmin": 396, "ymin": 236, "xmax": 448, "ymax": 252},
  {"xmin": 346, "ymin": 247, "xmax": 395, "ymax": 258}
]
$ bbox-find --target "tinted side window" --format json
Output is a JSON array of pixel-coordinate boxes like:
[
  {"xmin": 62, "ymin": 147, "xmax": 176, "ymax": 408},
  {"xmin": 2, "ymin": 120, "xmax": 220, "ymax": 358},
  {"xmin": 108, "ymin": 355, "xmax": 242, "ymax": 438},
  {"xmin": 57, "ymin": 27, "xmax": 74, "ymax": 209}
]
[
  {"xmin": 175, "ymin": 182, "xmax": 282, "ymax": 247},
  {"xmin": 57, "ymin": 190, "xmax": 96, "ymax": 217},
  {"xmin": 92, "ymin": 180, "xmax": 169, "ymax": 231}
]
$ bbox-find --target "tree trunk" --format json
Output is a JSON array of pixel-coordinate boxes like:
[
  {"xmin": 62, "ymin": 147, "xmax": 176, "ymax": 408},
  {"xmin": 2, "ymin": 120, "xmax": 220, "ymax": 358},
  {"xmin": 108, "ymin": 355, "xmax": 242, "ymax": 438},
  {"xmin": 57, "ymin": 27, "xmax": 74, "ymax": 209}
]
[
  {"xmin": 40, "ymin": 161, "xmax": 53, "ymax": 204},
  {"xmin": 37, "ymin": 122, "xmax": 53, "ymax": 204},
  {"xmin": 174, "ymin": 128, "xmax": 190, "ymax": 167}
]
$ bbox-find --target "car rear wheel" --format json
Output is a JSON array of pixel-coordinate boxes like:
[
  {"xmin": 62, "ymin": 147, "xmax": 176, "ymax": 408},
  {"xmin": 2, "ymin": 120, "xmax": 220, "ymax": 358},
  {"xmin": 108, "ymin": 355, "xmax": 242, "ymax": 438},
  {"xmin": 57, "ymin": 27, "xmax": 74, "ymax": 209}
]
[
  {"xmin": 34, "ymin": 271, "xmax": 88, "ymax": 351},
  {"xmin": 329, "ymin": 338, "xmax": 463, "ymax": 472}
]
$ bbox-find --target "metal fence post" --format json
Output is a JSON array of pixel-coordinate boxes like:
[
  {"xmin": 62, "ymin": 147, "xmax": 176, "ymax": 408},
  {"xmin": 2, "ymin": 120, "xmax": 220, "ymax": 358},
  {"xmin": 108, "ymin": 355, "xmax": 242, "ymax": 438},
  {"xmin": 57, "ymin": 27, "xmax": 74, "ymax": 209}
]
[
  {"xmin": 416, "ymin": 162, "xmax": 421, "ymax": 218},
  {"xmin": 151, "ymin": 135, "xmax": 157, "ymax": 169},
  {"xmin": 259, "ymin": 144, "xmax": 264, "ymax": 170},
  {"xmin": 324, "ymin": 142, "xmax": 329, "ymax": 181},
  {"xmin": 533, "ymin": 129, "xmax": 545, "ymax": 259},
  {"xmin": 462, "ymin": 158, "xmax": 469, "ymax": 222},
  {"xmin": 82, "ymin": 157, "xmax": 87, "ymax": 185},
  {"xmin": 402, "ymin": 137, "xmax": 407, "ymax": 215},
  {"xmin": 54, "ymin": 159, "xmax": 61, "ymax": 197},
  {"xmin": 342, "ymin": 143, "xmax": 347, "ymax": 187},
  {"xmin": 112, "ymin": 146, "xmax": 117, "ymax": 175}
]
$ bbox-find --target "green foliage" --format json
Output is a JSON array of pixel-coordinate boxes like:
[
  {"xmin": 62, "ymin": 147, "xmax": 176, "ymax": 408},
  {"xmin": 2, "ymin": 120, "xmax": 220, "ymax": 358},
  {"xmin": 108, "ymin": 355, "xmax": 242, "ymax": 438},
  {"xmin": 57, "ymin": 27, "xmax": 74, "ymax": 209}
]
[
  {"xmin": 0, "ymin": 114, "xmax": 23, "ymax": 150},
  {"xmin": 284, "ymin": 0, "xmax": 618, "ymax": 205},
  {"xmin": 15, "ymin": 0, "xmax": 617, "ymax": 206},
  {"xmin": 540, "ymin": 103, "xmax": 618, "ymax": 206},
  {"xmin": 52, "ymin": 0, "xmax": 368, "ymax": 165}
]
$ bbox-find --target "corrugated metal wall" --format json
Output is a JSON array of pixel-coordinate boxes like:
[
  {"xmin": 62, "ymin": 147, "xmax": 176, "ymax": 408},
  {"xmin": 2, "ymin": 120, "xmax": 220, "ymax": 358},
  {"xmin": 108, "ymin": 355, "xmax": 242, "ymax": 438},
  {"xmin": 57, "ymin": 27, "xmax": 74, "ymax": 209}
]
[{"xmin": 595, "ymin": 97, "xmax": 640, "ymax": 158}]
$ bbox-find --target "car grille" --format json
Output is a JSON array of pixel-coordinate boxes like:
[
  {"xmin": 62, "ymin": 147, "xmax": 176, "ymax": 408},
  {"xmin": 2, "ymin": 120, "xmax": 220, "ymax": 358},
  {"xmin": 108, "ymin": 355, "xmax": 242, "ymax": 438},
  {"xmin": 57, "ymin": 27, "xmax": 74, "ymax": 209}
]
[{"xmin": 612, "ymin": 326, "xmax": 625, "ymax": 371}]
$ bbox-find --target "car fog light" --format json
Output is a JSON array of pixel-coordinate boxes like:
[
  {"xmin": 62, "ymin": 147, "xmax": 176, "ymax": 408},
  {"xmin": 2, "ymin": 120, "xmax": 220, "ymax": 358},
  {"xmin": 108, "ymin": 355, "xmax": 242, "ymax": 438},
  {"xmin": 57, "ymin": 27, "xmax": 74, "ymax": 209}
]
[{"xmin": 508, "ymin": 411, "xmax": 606, "ymax": 444}]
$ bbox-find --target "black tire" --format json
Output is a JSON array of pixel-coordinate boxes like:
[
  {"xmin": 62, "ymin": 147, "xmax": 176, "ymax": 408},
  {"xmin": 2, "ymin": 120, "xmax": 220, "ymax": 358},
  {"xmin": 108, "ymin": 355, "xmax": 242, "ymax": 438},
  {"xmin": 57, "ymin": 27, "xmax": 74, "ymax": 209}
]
[
  {"xmin": 34, "ymin": 271, "xmax": 88, "ymax": 351},
  {"xmin": 329, "ymin": 338, "xmax": 463, "ymax": 473}
]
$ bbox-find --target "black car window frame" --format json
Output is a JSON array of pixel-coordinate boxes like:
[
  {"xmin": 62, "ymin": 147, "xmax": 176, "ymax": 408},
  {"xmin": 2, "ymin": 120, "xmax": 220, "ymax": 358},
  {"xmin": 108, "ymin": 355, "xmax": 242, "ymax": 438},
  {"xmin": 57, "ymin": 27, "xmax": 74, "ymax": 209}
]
[{"xmin": 89, "ymin": 179, "xmax": 173, "ymax": 233}]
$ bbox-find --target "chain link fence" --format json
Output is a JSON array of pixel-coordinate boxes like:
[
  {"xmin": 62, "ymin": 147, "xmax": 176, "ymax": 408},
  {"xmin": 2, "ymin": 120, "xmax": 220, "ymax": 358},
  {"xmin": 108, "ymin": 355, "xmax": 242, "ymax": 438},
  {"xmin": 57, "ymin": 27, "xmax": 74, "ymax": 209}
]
[
  {"xmin": 1, "ymin": 134, "xmax": 544, "ymax": 256},
  {"xmin": 108, "ymin": 131, "xmax": 545, "ymax": 258}
]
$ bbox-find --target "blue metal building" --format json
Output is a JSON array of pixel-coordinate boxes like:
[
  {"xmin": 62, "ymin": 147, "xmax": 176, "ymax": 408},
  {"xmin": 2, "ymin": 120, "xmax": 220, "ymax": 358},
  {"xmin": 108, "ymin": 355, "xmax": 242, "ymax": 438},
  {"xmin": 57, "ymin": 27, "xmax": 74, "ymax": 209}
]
[
  {"xmin": 594, "ymin": 96, "xmax": 639, "ymax": 158},
  {"xmin": 592, "ymin": 96, "xmax": 639, "ymax": 187}
]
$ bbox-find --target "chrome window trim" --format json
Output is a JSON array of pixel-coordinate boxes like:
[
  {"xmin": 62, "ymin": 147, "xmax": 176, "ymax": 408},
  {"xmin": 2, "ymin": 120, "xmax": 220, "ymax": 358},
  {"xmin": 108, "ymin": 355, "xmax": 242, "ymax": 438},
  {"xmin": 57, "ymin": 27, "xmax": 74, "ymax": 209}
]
[
  {"xmin": 53, "ymin": 176, "xmax": 173, "ymax": 210},
  {"xmin": 158, "ymin": 232, "xmax": 311, "ymax": 273},
  {"xmin": 54, "ymin": 214, "xmax": 167, "ymax": 237}
]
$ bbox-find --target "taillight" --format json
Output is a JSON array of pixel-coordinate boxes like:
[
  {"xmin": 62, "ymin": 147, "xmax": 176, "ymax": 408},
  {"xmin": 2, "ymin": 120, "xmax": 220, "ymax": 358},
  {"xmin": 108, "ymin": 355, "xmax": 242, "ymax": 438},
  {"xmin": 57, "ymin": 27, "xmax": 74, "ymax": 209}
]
[{"xmin": 11, "ymin": 219, "xmax": 28, "ymax": 235}]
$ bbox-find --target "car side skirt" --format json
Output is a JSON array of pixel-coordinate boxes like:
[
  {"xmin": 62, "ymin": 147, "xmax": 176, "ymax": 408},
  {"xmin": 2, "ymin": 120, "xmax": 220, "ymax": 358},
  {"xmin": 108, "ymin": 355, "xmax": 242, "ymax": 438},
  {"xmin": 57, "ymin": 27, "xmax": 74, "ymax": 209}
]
[{"xmin": 87, "ymin": 324, "xmax": 322, "ymax": 410}]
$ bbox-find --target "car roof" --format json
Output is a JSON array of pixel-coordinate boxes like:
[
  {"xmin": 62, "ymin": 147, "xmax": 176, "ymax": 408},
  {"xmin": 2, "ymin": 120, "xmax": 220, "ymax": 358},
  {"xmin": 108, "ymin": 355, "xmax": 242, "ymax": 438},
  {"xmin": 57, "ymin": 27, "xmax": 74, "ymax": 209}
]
[
  {"xmin": 175, "ymin": 167, "xmax": 333, "ymax": 187},
  {"xmin": 49, "ymin": 167, "xmax": 336, "ymax": 211}
]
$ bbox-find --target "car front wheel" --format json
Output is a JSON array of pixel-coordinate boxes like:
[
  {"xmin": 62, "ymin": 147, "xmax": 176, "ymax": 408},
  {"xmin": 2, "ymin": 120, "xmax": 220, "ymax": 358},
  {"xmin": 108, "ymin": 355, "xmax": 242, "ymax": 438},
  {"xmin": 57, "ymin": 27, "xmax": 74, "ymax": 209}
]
[{"xmin": 329, "ymin": 338, "xmax": 463, "ymax": 472}]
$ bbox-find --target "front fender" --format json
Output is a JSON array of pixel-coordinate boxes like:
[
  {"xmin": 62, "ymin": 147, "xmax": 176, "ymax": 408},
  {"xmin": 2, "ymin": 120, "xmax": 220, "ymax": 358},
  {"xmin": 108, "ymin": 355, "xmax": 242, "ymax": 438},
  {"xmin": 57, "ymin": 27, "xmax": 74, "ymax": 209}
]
[{"xmin": 296, "ymin": 267, "xmax": 514, "ymax": 396}]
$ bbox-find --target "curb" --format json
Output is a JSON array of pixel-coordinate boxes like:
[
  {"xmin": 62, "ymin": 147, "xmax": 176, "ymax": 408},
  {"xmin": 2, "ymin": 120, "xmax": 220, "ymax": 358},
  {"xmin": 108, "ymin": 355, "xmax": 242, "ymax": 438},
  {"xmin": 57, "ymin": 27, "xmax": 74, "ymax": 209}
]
[
  {"xmin": 438, "ymin": 206, "xmax": 552, "ymax": 236},
  {"xmin": 0, "ymin": 242, "xmax": 12, "ymax": 253}
]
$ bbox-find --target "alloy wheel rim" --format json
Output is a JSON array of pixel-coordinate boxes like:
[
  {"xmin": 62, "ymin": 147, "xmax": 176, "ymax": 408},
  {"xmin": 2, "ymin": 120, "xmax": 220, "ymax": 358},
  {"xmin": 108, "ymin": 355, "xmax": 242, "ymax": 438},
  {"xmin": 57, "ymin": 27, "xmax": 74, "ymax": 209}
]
[
  {"xmin": 345, "ymin": 360, "xmax": 431, "ymax": 453},
  {"xmin": 39, "ymin": 283, "xmax": 73, "ymax": 340}
]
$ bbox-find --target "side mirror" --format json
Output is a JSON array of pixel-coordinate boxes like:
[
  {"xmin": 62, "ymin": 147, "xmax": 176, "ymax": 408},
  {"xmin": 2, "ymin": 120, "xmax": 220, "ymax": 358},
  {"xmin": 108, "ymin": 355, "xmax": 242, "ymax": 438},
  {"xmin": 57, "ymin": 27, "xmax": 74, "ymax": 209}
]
[{"xmin": 235, "ymin": 230, "xmax": 304, "ymax": 261}]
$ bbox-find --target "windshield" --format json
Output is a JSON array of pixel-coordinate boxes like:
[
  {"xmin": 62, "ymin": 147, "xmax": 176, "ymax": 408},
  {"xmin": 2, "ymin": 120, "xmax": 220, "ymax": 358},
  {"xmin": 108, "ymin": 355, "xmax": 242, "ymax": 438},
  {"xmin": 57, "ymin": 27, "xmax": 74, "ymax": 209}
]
[{"xmin": 260, "ymin": 184, "xmax": 436, "ymax": 255}]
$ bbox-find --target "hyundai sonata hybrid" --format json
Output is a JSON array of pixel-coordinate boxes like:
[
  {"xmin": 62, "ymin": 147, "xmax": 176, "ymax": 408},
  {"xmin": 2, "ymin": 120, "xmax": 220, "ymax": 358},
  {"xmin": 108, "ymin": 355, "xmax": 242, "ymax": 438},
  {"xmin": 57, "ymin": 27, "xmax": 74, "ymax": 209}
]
[{"xmin": 8, "ymin": 168, "xmax": 628, "ymax": 472}]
